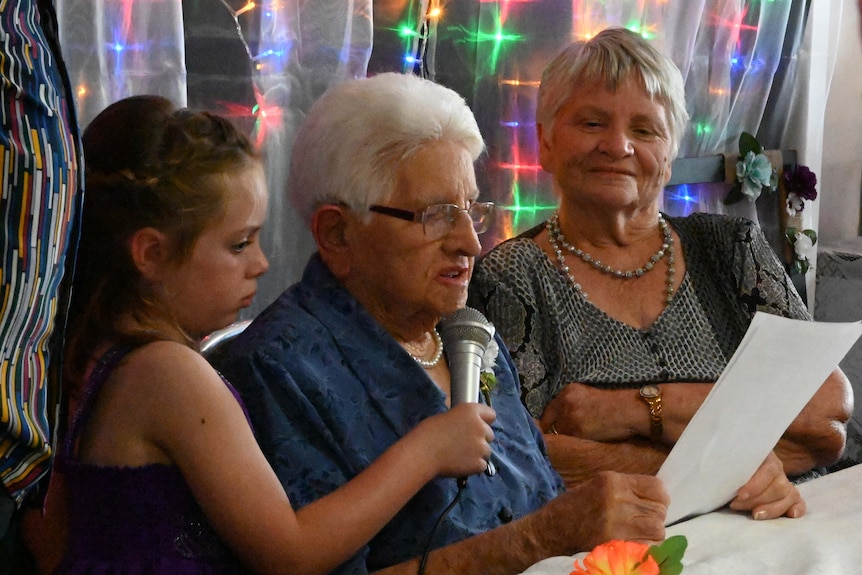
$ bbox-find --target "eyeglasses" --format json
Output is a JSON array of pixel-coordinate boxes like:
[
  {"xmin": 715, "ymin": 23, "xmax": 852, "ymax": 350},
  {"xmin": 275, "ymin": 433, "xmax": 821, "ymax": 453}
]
[{"xmin": 368, "ymin": 202, "xmax": 495, "ymax": 240}]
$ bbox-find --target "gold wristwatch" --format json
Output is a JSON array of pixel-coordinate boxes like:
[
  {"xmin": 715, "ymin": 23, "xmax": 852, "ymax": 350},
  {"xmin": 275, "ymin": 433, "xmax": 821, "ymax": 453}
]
[{"xmin": 639, "ymin": 384, "xmax": 663, "ymax": 441}]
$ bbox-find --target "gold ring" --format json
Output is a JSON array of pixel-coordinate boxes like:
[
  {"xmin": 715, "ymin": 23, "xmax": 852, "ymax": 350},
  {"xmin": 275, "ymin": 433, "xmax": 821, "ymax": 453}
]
[{"xmin": 549, "ymin": 423, "xmax": 559, "ymax": 435}]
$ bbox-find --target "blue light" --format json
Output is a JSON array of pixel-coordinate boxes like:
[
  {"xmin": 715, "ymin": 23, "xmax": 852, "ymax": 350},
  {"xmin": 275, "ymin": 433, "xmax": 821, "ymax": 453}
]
[{"xmin": 664, "ymin": 184, "xmax": 700, "ymax": 217}]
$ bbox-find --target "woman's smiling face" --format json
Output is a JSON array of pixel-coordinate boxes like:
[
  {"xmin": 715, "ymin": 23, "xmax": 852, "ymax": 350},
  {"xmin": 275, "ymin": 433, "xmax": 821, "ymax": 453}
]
[{"xmin": 538, "ymin": 74, "xmax": 674, "ymax": 212}]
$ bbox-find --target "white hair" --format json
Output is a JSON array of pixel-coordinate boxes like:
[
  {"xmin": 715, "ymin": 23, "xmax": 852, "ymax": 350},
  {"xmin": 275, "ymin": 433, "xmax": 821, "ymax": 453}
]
[
  {"xmin": 288, "ymin": 72, "xmax": 485, "ymax": 225},
  {"xmin": 536, "ymin": 28, "xmax": 689, "ymax": 159}
]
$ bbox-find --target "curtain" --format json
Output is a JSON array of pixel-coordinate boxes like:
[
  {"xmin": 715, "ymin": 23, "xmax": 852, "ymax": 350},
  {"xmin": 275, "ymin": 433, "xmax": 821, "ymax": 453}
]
[
  {"xmin": 233, "ymin": 0, "xmax": 374, "ymax": 313},
  {"xmin": 53, "ymin": 0, "xmax": 828, "ymax": 316},
  {"xmin": 399, "ymin": 1, "xmax": 810, "ymax": 249},
  {"xmin": 55, "ymin": 0, "xmax": 186, "ymax": 124}
]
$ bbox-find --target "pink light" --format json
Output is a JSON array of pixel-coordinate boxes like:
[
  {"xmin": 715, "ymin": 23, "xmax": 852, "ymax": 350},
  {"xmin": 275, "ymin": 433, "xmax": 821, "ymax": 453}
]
[
  {"xmin": 498, "ymin": 162, "xmax": 542, "ymax": 172},
  {"xmin": 710, "ymin": 4, "xmax": 758, "ymax": 53},
  {"xmin": 251, "ymin": 89, "xmax": 284, "ymax": 148},
  {"xmin": 215, "ymin": 101, "xmax": 256, "ymax": 120}
]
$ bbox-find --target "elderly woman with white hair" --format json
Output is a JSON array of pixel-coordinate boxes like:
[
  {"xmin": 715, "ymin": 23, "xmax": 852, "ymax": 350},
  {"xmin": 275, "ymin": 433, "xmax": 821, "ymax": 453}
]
[
  {"xmin": 214, "ymin": 72, "xmax": 671, "ymax": 574},
  {"xmin": 469, "ymin": 28, "xmax": 851, "ymax": 514}
]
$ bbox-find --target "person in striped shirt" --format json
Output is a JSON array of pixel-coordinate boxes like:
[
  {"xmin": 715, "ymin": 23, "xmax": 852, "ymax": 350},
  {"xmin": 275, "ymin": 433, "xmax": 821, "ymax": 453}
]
[{"xmin": 1, "ymin": 0, "xmax": 83, "ymax": 571}]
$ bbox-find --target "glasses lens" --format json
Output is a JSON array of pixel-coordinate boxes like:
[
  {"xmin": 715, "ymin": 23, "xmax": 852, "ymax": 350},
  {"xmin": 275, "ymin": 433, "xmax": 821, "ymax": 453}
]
[
  {"xmin": 470, "ymin": 202, "xmax": 494, "ymax": 234},
  {"xmin": 422, "ymin": 204, "xmax": 457, "ymax": 239},
  {"xmin": 422, "ymin": 203, "xmax": 494, "ymax": 238}
]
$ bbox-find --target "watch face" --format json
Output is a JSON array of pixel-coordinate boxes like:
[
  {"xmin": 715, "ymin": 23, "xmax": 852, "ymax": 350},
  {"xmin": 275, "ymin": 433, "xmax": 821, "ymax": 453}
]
[{"xmin": 640, "ymin": 384, "xmax": 661, "ymax": 399}]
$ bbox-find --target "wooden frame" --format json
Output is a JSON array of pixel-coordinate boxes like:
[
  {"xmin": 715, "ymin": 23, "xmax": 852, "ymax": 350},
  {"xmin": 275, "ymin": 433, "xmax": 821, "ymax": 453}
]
[{"xmin": 667, "ymin": 151, "xmax": 797, "ymax": 186}]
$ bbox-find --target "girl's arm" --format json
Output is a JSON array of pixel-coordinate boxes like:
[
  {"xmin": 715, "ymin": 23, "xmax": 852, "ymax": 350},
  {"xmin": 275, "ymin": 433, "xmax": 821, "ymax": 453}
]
[{"xmin": 139, "ymin": 342, "xmax": 494, "ymax": 575}]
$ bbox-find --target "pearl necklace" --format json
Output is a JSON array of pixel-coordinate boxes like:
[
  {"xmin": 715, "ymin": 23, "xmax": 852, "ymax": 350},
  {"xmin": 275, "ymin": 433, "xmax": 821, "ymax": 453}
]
[
  {"xmin": 406, "ymin": 329, "xmax": 444, "ymax": 369},
  {"xmin": 546, "ymin": 212, "xmax": 676, "ymax": 304}
]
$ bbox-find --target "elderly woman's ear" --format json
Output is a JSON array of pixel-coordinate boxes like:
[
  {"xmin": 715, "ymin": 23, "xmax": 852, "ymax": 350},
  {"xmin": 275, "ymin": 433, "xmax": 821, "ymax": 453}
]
[{"xmin": 312, "ymin": 204, "xmax": 351, "ymax": 279}]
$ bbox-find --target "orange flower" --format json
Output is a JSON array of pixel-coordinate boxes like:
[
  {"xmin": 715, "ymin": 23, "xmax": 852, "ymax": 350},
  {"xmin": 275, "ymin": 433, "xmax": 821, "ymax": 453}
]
[{"xmin": 570, "ymin": 540, "xmax": 660, "ymax": 575}]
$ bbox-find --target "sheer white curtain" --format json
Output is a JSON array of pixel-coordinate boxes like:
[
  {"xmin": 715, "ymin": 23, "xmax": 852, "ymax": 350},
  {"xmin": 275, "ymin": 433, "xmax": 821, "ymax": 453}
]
[
  {"xmin": 55, "ymin": 0, "xmax": 186, "ymax": 126},
  {"xmin": 247, "ymin": 1, "xmax": 373, "ymax": 313},
  {"xmin": 52, "ymin": 0, "xmax": 836, "ymax": 313},
  {"xmin": 54, "ymin": 0, "xmax": 373, "ymax": 315}
]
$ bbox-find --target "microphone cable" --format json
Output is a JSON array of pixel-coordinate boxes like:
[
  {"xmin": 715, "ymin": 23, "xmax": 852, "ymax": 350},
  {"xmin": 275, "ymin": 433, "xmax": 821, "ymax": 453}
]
[
  {"xmin": 417, "ymin": 480, "xmax": 465, "ymax": 575},
  {"xmin": 417, "ymin": 388, "xmax": 494, "ymax": 575},
  {"xmin": 418, "ymin": 307, "xmax": 495, "ymax": 574}
]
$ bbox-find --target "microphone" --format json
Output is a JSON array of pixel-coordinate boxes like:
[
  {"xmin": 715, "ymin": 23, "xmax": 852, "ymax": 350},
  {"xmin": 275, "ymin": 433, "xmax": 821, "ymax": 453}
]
[
  {"xmin": 439, "ymin": 306, "xmax": 497, "ymax": 481},
  {"xmin": 439, "ymin": 306, "xmax": 494, "ymax": 407}
]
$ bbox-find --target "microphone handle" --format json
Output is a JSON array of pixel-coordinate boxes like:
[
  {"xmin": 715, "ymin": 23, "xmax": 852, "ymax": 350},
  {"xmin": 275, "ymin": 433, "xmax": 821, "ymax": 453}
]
[
  {"xmin": 448, "ymin": 340, "xmax": 485, "ymax": 406},
  {"xmin": 447, "ymin": 341, "xmax": 497, "ymax": 483}
]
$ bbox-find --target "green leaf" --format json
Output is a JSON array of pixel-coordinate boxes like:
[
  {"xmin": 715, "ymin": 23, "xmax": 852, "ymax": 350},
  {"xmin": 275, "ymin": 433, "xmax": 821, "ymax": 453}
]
[
  {"xmin": 480, "ymin": 373, "xmax": 497, "ymax": 405},
  {"xmin": 738, "ymin": 132, "xmax": 763, "ymax": 156},
  {"xmin": 793, "ymin": 258, "xmax": 810, "ymax": 275},
  {"xmin": 801, "ymin": 229, "xmax": 817, "ymax": 244},
  {"xmin": 648, "ymin": 535, "xmax": 688, "ymax": 575},
  {"xmin": 723, "ymin": 183, "xmax": 745, "ymax": 205}
]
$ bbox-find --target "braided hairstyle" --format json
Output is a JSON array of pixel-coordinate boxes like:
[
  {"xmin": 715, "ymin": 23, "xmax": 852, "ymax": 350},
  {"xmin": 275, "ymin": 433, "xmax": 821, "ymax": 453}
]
[{"xmin": 66, "ymin": 95, "xmax": 260, "ymax": 387}]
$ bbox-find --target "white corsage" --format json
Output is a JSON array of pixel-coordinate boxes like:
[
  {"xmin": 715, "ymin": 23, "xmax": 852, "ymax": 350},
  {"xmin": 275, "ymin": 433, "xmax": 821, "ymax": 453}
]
[{"xmin": 480, "ymin": 325, "xmax": 499, "ymax": 404}]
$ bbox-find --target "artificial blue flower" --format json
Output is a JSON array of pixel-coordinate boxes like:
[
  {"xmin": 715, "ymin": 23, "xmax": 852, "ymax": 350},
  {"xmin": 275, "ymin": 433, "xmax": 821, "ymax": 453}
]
[{"xmin": 736, "ymin": 151, "xmax": 774, "ymax": 200}]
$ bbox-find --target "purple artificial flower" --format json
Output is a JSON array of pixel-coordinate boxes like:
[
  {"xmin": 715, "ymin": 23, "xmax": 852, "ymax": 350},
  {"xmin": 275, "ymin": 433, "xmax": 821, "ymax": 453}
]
[{"xmin": 783, "ymin": 164, "xmax": 817, "ymax": 202}]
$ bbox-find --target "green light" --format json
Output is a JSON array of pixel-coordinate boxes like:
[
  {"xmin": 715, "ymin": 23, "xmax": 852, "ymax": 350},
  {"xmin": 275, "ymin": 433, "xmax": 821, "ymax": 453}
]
[
  {"xmin": 505, "ymin": 204, "xmax": 558, "ymax": 213},
  {"xmin": 474, "ymin": 29, "xmax": 522, "ymax": 44},
  {"xmin": 389, "ymin": 17, "xmax": 422, "ymax": 72},
  {"xmin": 693, "ymin": 122, "xmax": 714, "ymax": 136},
  {"xmin": 399, "ymin": 26, "xmax": 417, "ymax": 38},
  {"xmin": 456, "ymin": 25, "xmax": 522, "ymax": 45},
  {"xmin": 624, "ymin": 24, "xmax": 656, "ymax": 41},
  {"xmin": 454, "ymin": 6, "xmax": 523, "ymax": 75},
  {"xmin": 504, "ymin": 181, "xmax": 557, "ymax": 234}
]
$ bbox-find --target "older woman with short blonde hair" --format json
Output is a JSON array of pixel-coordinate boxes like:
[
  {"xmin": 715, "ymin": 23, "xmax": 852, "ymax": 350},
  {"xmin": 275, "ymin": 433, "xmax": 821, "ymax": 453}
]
[{"xmin": 470, "ymin": 28, "xmax": 850, "ymax": 518}]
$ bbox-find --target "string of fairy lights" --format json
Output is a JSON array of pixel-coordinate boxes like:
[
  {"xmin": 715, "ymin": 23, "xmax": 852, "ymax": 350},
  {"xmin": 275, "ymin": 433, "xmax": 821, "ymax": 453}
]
[{"xmin": 76, "ymin": 0, "xmax": 795, "ymax": 241}]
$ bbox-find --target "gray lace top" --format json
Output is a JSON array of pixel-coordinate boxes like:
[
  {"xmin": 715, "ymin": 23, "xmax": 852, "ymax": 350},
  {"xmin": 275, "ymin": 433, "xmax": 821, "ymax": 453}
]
[{"xmin": 468, "ymin": 212, "xmax": 809, "ymax": 418}]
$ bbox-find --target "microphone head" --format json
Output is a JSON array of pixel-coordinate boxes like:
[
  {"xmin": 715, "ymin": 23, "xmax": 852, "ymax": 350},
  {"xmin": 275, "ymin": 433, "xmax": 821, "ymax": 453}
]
[{"xmin": 438, "ymin": 306, "xmax": 494, "ymax": 350}]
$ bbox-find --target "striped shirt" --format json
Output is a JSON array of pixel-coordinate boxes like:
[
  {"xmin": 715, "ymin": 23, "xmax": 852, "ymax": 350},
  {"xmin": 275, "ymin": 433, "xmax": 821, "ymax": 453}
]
[{"xmin": 1, "ymin": 0, "xmax": 81, "ymax": 504}]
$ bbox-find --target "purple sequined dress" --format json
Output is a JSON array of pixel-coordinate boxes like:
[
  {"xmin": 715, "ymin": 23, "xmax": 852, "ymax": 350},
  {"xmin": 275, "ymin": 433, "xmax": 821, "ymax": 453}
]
[{"xmin": 54, "ymin": 346, "xmax": 250, "ymax": 574}]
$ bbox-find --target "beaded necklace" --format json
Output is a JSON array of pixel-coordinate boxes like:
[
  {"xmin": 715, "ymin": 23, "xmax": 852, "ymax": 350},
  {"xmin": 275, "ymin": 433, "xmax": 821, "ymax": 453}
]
[
  {"xmin": 546, "ymin": 212, "xmax": 676, "ymax": 304},
  {"xmin": 405, "ymin": 328, "xmax": 444, "ymax": 369}
]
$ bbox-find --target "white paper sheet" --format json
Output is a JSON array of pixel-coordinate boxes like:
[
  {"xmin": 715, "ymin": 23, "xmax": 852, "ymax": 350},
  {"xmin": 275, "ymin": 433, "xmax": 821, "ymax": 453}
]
[{"xmin": 657, "ymin": 312, "xmax": 862, "ymax": 525}]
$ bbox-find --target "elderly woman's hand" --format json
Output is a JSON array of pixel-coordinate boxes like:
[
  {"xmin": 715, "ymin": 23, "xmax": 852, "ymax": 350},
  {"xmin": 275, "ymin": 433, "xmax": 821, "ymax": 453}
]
[
  {"xmin": 729, "ymin": 451, "xmax": 806, "ymax": 520},
  {"xmin": 412, "ymin": 403, "xmax": 497, "ymax": 478},
  {"xmin": 541, "ymin": 383, "xmax": 639, "ymax": 442},
  {"xmin": 541, "ymin": 471, "xmax": 669, "ymax": 550}
]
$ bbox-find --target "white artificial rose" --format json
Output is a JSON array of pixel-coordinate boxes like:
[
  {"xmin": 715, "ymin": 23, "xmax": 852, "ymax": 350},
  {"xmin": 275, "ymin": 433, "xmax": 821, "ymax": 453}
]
[
  {"xmin": 794, "ymin": 233, "xmax": 814, "ymax": 260},
  {"xmin": 482, "ymin": 337, "xmax": 499, "ymax": 374}
]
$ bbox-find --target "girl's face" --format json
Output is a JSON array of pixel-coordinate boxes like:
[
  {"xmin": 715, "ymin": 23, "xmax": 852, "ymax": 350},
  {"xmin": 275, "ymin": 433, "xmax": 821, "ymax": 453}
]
[{"xmin": 160, "ymin": 163, "xmax": 269, "ymax": 338}]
